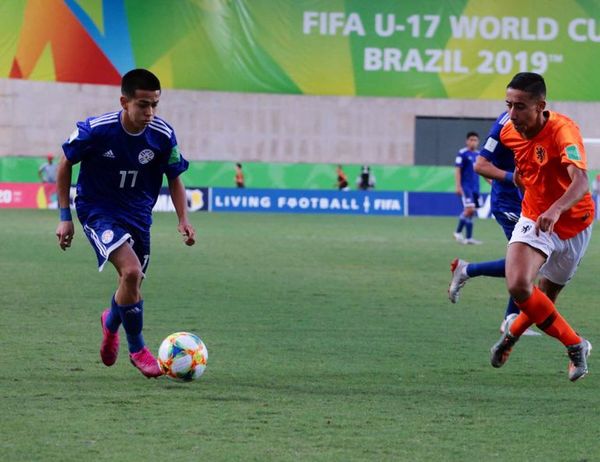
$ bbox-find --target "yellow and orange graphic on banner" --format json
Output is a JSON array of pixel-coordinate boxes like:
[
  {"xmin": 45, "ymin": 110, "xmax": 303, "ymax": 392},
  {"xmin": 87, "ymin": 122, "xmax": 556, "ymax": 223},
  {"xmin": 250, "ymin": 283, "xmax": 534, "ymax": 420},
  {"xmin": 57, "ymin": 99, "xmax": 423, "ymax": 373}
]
[{"xmin": 2, "ymin": 0, "xmax": 600, "ymax": 100}]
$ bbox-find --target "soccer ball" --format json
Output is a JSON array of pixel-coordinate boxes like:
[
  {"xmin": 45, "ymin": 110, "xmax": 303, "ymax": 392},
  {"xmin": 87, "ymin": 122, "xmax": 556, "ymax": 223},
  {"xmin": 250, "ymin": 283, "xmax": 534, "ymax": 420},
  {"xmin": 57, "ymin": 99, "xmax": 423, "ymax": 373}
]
[{"xmin": 157, "ymin": 332, "xmax": 208, "ymax": 381}]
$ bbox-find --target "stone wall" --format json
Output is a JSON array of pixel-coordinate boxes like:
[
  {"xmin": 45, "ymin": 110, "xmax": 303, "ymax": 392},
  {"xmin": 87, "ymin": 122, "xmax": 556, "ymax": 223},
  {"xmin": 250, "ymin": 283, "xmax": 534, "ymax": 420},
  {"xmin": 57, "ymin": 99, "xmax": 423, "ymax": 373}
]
[{"xmin": 2, "ymin": 78, "xmax": 600, "ymax": 167}]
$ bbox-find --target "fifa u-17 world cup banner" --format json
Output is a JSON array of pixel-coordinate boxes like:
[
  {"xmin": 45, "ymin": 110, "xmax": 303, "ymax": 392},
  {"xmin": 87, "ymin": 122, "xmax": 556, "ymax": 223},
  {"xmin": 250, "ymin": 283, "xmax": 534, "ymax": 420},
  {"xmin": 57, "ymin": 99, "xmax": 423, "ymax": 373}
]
[{"xmin": 2, "ymin": 0, "xmax": 599, "ymax": 101}]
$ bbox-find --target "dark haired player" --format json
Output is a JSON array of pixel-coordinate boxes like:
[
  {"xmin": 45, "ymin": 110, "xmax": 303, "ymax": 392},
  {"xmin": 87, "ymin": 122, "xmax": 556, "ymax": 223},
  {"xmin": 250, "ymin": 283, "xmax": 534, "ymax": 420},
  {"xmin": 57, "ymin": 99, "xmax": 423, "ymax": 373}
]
[
  {"xmin": 453, "ymin": 131, "xmax": 482, "ymax": 245},
  {"xmin": 55, "ymin": 69, "xmax": 196, "ymax": 378},
  {"xmin": 490, "ymin": 72, "xmax": 593, "ymax": 381}
]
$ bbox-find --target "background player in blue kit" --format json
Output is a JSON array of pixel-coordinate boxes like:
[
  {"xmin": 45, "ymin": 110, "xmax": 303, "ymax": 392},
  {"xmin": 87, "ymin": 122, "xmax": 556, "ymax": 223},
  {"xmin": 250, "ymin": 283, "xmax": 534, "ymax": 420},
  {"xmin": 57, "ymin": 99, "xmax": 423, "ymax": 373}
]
[
  {"xmin": 55, "ymin": 69, "xmax": 196, "ymax": 378},
  {"xmin": 453, "ymin": 131, "xmax": 482, "ymax": 245},
  {"xmin": 448, "ymin": 112, "xmax": 539, "ymax": 335}
]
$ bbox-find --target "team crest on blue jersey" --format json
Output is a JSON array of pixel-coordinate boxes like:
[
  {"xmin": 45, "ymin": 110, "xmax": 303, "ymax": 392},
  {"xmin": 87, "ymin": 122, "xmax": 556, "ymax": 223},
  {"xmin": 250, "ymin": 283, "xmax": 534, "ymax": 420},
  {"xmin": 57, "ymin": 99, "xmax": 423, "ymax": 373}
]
[
  {"xmin": 101, "ymin": 230, "xmax": 114, "ymax": 244},
  {"xmin": 138, "ymin": 149, "xmax": 155, "ymax": 164}
]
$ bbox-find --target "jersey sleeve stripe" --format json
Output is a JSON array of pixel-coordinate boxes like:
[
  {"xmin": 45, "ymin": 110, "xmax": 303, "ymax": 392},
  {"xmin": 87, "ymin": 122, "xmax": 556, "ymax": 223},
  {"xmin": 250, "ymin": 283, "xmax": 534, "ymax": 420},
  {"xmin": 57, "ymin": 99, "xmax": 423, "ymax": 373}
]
[
  {"xmin": 150, "ymin": 118, "xmax": 173, "ymax": 135},
  {"xmin": 90, "ymin": 118, "xmax": 119, "ymax": 128},
  {"xmin": 149, "ymin": 123, "xmax": 172, "ymax": 138},
  {"xmin": 90, "ymin": 111, "xmax": 119, "ymax": 125}
]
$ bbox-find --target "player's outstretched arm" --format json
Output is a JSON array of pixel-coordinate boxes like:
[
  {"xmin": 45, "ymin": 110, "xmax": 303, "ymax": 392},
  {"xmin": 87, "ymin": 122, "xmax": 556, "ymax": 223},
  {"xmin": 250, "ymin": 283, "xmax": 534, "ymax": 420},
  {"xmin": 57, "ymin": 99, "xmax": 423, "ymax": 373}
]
[
  {"xmin": 475, "ymin": 156, "xmax": 511, "ymax": 183},
  {"xmin": 55, "ymin": 155, "xmax": 74, "ymax": 251},
  {"xmin": 168, "ymin": 176, "xmax": 196, "ymax": 246}
]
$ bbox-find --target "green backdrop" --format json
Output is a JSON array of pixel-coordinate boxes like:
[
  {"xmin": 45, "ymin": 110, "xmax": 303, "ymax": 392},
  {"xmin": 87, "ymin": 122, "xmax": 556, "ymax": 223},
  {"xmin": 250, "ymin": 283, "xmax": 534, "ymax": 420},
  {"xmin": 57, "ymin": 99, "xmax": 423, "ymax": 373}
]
[
  {"xmin": 1, "ymin": 156, "xmax": 471, "ymax": 192},
  {"xmin": 6, "ymin": 156, "xmax": 600, "ymax": 193}
]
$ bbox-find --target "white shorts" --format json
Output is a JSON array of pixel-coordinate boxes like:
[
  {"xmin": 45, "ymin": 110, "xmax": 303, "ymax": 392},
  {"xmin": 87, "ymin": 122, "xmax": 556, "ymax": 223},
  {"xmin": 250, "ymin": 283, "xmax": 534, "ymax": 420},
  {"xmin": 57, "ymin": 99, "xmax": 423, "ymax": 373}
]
[{"xmin": 508, "ymin": 216, "xmax": 592, "ymax": 285}]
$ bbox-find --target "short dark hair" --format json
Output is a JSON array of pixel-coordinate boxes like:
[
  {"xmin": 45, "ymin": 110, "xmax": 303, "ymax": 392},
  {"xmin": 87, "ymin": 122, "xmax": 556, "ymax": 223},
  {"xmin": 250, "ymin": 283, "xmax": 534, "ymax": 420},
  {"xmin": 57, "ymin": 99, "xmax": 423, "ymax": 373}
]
[
  {"xmin": 236, "ymin": 163, "xmax": 242, "ymax": 168},
  {"xmin": 507, "ymin": 72, "xmax": 546, "ymax": 99},
  {"xmin": 121, "ymin": 69, "xmax": 161, "ymax": 98},
  {"xmin": 466, "ymin": 131, "xmax": 479, "ymax": 139}
]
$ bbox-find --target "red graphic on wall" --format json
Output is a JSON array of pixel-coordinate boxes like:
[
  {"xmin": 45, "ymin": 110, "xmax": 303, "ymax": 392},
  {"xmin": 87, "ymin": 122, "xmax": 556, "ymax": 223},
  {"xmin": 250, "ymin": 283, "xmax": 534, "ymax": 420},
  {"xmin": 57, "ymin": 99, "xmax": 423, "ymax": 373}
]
[{"xmin": 9, "ymin": 0, "xmax": 120, "ymax": 85}]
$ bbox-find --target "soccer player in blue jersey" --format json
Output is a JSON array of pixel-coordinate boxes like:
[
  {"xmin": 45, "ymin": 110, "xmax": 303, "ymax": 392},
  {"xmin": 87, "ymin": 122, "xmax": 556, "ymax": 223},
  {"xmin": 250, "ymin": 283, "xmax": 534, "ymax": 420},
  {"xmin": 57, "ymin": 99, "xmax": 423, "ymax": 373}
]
[
  {"xmin": 453, "ymin": 131, "xmax": 482, "ymax": 245},
  {"xmin": 55, "ymin": 69, "xmax": 196, "ymax": 378},
  {"xmin": 448, "ymin": 112, "xmax": 539, "ymax": 335}
]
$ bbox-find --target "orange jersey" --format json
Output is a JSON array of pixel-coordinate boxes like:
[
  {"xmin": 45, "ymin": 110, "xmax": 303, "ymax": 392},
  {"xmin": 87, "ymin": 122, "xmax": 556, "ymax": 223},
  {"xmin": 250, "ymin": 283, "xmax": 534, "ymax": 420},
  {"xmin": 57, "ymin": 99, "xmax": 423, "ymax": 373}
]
[
  {"xmin": 499, "ymin": 111, "xmax": 594, "ymax": 239},
  {"xmin": 235, "ymin": 171, "xmax": 244, "ymax": 185}
]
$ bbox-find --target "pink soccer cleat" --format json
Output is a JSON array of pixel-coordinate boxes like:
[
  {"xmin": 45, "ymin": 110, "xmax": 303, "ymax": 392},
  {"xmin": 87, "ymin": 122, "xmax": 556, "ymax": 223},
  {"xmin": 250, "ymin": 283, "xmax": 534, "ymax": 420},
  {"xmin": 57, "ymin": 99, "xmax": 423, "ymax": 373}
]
[
  {"xmin": 129, "ymin": 347, "xmax": 163, "ymax": 378},
  {"xmin": 100, "ymin": 309, "xmax": 119, "ymax": 366}
]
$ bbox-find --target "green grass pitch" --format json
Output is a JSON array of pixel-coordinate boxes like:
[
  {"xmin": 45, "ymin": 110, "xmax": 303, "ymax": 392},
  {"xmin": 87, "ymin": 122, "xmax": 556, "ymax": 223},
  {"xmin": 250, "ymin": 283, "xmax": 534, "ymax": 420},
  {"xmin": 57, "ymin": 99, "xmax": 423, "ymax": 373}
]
[{"xmin": 1, "ymin": 210, "xmax": 600, "ymax": 461}]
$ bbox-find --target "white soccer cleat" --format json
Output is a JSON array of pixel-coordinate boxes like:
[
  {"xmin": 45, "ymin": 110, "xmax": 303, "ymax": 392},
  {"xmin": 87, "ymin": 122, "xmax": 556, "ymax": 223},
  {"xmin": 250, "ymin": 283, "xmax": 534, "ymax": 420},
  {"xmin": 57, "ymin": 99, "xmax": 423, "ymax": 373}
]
[
  {"xmin": 464, "ymin": 238, "xmax": 483, "ymax": 245},
  {"xmin": 567, "ymin": 338, "xmax": 592, "ymax": 382},
  {"xmin": 448, "ymin": 258, "xmax": 469, "ymax": 304},
  {"xmin": 500, "ymin": 313, "xmax": 541, "ymax": 337},
  {"xmin": 453, "ymin": 232, "xmax": 465, "ymax": 243}
]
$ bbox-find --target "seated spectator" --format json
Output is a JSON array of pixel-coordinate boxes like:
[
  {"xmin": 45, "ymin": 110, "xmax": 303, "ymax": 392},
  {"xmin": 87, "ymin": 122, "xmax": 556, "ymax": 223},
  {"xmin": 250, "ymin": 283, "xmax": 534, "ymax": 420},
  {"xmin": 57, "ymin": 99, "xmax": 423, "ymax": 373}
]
[{"xmin": 356, "ymin": 165, "xmax": 376, "ymax": 190}]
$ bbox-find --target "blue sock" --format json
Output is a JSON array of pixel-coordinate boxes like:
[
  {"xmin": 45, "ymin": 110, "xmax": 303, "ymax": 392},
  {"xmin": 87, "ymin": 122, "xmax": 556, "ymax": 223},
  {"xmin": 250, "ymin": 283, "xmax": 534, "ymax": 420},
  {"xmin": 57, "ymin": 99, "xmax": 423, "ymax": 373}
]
[
  {"xmin": 117, "ymin": 299, "xmax": 145, "ymax": 353},
  {"xmin": 465, "ymin": 218, "xmax": 473, "ymax": 239},
  {"xmin": 105, "ymin": 295, "xmax": 123, "ymax": 333},
  {"xmin": 504, "ymin": 297, "xmax": 520, "ymax": 318},
  {"xmin": 456, "ymin": 214, "xmax": 466, "ymax": 233},
  {"xmin": 466, "ymin": 259, "xmax": 505, "ymax": 278}
]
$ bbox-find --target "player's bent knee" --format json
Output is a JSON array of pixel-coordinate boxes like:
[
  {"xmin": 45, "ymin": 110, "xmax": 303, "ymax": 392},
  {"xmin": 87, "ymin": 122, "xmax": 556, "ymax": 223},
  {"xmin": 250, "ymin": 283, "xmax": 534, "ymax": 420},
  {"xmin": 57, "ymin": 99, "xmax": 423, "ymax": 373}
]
[
  {"xmin": 120, "ymin": 266, "xmax": 144, "ymax": 287},
  {"xmin": 507, "ymin": 279, "xmax": 533, "ymax": 303}
]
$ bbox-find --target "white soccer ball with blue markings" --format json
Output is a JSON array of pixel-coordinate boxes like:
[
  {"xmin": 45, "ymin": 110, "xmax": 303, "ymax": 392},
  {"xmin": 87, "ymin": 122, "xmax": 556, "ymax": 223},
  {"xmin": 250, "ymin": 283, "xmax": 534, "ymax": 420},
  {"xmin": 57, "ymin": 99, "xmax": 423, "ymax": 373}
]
[{"xmin": 157, "ymin": 332, "xmax": 208, "ymax": 381}]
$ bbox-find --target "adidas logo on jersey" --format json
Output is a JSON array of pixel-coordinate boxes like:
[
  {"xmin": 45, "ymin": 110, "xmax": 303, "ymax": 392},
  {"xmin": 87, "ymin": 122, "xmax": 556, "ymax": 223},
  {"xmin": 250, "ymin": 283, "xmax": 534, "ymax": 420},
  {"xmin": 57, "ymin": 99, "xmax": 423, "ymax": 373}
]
[{"xmin": 102, "ymin": 150, "xmax": 115, "ymax": 158}]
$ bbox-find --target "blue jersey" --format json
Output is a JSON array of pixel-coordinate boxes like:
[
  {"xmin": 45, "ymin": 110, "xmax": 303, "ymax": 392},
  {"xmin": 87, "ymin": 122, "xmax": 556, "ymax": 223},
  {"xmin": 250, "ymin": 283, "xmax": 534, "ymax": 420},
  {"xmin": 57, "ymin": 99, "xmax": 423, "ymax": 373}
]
[
  {"xmin": 479, "ymin": 112, "xmax": 521, "ymax": 215},
  {"xmin": 62, "ymin": 111, "xmax": 189, "ymax": 229},
  {"xmin": 455, "ymin": 148, "xmax": 480, "ymax": 193}
]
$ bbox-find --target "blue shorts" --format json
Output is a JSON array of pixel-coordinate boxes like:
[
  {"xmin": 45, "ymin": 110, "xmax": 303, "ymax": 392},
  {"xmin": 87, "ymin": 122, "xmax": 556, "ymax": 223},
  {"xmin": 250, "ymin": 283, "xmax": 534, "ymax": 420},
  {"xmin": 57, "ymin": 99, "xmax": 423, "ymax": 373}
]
[
  {"xmin": 81, "ymin": 215, "xmax": 151, "ymax": 273},
  {"xmin": 461, "ymin": 191, "xmax": 482, "ymax": 209},
  {"xmin": 493, "ymin": 209, "xmax": 520, "ymax": 240}
]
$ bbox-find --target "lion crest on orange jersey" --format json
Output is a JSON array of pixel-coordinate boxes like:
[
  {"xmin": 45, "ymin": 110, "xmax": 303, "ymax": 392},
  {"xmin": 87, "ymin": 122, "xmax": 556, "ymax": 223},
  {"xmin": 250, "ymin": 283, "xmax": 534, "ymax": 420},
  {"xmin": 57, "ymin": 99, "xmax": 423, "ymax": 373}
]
[{"xmin": 535, "ymin": 145, "xmax": 546, "ymax": 164}]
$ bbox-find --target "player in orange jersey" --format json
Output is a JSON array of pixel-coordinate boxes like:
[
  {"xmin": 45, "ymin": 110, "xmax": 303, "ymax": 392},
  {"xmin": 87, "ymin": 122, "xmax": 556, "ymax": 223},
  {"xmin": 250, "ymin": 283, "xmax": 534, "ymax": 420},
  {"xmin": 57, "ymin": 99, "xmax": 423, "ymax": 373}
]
[
  {"xmin": 336, "ymin": 165, "xmax": 350, "ymax": 191},
  {"xmin": 235, "ymin": 163, "xmax": 245, "ymax": 188},
  {"xmin": 490, "ymin": 72, "xmax": 594, "ymax": 381}
]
